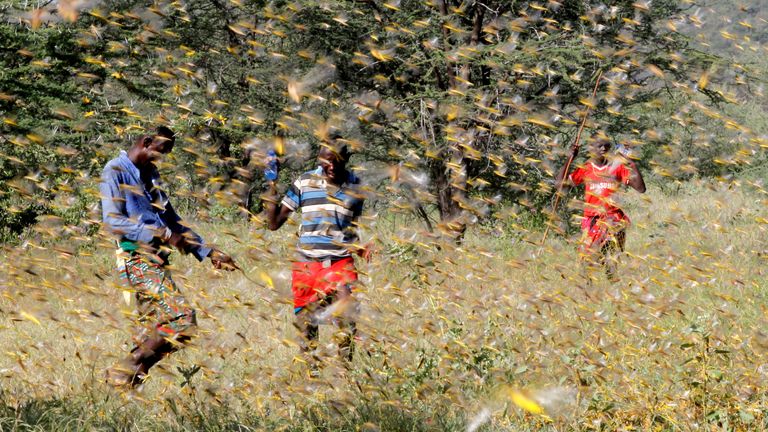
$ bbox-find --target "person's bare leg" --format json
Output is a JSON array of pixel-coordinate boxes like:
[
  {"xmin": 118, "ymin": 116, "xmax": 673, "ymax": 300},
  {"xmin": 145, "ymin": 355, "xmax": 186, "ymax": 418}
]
[
  {"xmin": 328, "ymin": 284, "xmax": 357, "ymax": 363},
  {"xmin": 580, "ymin": 253, "xmax": 600, "ymax": 295},
  {"xmin": 108, "ymin": 333, "xmax": 189, "ymax": 387},
  {"xmin": 603, "ymin": 247, "xmax": 620, "ymax": 284},
  {"xmin": 110, "ymin": 258, "xmax": 196, "ymax": 388},
  {"xmin": 295, "ymin": 306, "xmax": 321, "ymax": 376},
  {"xmin": 135, "ymin": 334, "xmax": 188, "ymax": 376},
  {"xmin": 108, "ymin": 334, "xmax": 164, "ymax": 387},
  {"xmin": 335, "ymin": 319, "xmax": 356, "ymax": 363},
  {"xmin": 604, "ymin": 230, "xmax": 626, "ymax": 284}
]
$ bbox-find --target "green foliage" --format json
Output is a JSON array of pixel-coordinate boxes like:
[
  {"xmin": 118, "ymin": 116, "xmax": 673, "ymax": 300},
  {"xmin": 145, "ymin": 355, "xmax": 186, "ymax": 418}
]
[
  {"xmin": 0, "ymin": 394, "xmax": 468, "ymax": 432},
  {"xmin": 1, "ymin": 0, "xmax": 766, "ymax": 239}
]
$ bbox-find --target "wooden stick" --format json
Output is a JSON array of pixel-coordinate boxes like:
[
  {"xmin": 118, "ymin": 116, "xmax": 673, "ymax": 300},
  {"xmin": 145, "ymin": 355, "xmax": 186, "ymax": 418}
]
[{"xmin": 540, "ymin": 69, "xmax": 604, "ymax": 245}]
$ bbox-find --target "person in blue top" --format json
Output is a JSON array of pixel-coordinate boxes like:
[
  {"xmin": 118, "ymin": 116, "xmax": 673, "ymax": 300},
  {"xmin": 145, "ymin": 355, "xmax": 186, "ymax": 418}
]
[
  {"xmin": 100, "ymin": 125, "xmax": 234, "ymax": 388},
  {"xmin": 264, "ymin": 137, "xmax": 371, "ymax": 373}
]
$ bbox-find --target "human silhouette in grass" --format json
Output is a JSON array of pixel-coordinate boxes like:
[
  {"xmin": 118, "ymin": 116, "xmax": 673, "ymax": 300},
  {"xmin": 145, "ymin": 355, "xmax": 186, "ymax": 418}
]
[
  {"xmin": 263, "ymin": 134, "xmax": 371, "ymax": 374},
  {"xmin": 100, "ymin": 125, "xmax": 235, "ymax": 388},
  {"xmin": 556, "ymin": 133, "xmax": 646, "ymax": 283}
]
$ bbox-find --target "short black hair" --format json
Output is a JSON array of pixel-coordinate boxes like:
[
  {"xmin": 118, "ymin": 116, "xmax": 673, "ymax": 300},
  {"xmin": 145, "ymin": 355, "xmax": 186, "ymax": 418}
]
[
  {"xmin": 589, "ymin": 132, "xmax": 612, "ymax": 147},
  {"xmin": 319, "ymin": 141, "xmax": 351, "ymax": 162},
  {"xmin": 594, "ymin": 138, "xmax": 612, "ymax": 147},
  {"xmin": 337, "ymin": 143, "xmax": 350, "ymax": 161},
  {"xmin": 322, "ymin": 129, "xmax": 350, "ymax": 160},
  {"xmin": 156, "ymin": 125, "xmax": 175, "ymax": 139}
]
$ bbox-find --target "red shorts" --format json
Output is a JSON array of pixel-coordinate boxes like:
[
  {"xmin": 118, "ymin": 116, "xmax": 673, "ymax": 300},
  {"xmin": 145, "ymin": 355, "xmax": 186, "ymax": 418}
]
[
  {"xmin": 579, "ymin": 212, "xmax": 629, "ymax": 254},
  {"xmin": 291, "ymin": 257, "xmax": 357, "ymax": 310}
]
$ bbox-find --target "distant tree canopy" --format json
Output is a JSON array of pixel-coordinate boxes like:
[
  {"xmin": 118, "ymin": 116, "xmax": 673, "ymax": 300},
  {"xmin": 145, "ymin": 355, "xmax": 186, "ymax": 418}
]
[{"xmin": 0, "ymin": 0, "xmax": 764, "ymax": 240}]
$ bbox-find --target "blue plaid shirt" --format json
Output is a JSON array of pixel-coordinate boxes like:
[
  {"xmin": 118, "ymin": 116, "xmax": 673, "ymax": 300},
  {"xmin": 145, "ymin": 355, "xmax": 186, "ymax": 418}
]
[{"xmin": 100, "ymin": 150, "xmax": 211, "ymax": 261}]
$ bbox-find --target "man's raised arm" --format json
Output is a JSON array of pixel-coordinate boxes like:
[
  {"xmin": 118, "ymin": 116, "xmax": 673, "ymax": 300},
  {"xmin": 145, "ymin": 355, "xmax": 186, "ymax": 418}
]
[
  {"xmin": 262, "ymin": 151, "xmax": 294, "ymax": 231},
  {"xmin": 555, "ymin": 145, "xmax": 579, "ymax": 192},
  {"xmin": 627, "ymin": 161, "xmax": 646, "ymax": 193}
]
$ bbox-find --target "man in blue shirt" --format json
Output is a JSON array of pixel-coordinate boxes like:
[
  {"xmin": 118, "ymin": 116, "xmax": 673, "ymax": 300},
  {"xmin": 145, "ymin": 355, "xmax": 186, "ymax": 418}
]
[{"xmin": 100, "ymin": 125, "xmax": 234, "ymax": 388}]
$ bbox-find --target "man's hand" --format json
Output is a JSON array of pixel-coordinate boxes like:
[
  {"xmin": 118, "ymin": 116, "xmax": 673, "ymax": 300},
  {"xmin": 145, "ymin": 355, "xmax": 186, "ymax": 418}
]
[
  {"xmin": 209, "ymin": 249, "xmax": 237, "ymax": 271},
  {"xmin": 356, "ymin": 242, "xmax": 375, "ymax": 263},
  {"xmin": 569, "ymin": 144, "xmax": 579, "ymax": 159},
  {"xmin": 555, "ymin": 147, "xmax": 579, "ymax": 192},
  {"xmin": 168, "ymin": 232, "xmax": 190, "ymax": 253}
]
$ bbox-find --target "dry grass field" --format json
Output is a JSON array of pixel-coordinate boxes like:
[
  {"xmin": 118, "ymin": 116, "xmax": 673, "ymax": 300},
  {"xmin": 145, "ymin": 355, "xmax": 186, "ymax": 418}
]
[{"xmin": 0, "ymin": 179, "xmax": 767, "ymax": 431}]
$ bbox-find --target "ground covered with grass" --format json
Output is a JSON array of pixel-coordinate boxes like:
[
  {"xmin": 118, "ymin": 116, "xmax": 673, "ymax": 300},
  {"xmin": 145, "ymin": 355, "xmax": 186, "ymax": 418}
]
[{"xmin": 1, "ymin": 180, "xmax": 767, "ymax": 431}]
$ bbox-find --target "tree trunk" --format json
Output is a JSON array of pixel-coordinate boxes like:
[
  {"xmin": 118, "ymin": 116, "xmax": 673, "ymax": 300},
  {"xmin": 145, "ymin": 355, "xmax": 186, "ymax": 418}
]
[{"xmin": 429, "ymin": 143, "xmax": 467, "ymax": 241}]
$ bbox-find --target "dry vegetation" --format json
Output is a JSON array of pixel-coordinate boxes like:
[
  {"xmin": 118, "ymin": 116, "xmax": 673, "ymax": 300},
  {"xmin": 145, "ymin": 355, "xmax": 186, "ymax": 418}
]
[
  {"xmin": 0, "ymin": 179, "xmax": 766, "ymax": 431},
  {"xmin": 2, "ymin": 0, "xmax": 768, "ymax": 430}
]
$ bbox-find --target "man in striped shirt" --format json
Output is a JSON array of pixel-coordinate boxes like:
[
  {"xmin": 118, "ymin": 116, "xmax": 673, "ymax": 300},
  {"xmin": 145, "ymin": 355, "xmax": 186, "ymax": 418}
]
[{"xmin": 264, "ymin": 141, "xmax": 369, "ymax": 369}]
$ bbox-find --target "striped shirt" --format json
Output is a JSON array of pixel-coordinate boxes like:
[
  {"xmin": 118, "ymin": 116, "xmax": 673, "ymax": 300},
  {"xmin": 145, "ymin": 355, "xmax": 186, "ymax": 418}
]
[{"xmin": 282, "ymin": 167, "xmax": 365, "ymax": 260}]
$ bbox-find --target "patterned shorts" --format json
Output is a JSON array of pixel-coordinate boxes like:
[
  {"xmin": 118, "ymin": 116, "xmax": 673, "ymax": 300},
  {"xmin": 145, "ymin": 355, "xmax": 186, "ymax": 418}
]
[{"xmin": 116, "ymin": 250, "xmax": 197, "ymax": 344}]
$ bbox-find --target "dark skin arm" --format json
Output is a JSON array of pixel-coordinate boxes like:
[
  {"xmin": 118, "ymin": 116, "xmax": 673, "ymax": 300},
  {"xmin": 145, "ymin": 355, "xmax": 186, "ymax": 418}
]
[
  {"xmin": 167, "ymin": 232, "xmax": 236, "ymax": 270},
  {"xmin": 626, "ymin": 160, "xmax": 646, "ymax": 193},
  {"xmin": 555, "ymin": 145, "xmax": 579, "ymax": 193},
  {"xmin": 264, "ymin": 181, "xmax": 293, "ymax": 231}
]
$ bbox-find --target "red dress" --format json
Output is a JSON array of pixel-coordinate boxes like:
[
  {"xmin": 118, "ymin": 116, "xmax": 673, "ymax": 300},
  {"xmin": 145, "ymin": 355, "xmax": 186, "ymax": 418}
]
[{"xmin": 569, "ymin": 162, "xmax": 632, "ymax": 253}]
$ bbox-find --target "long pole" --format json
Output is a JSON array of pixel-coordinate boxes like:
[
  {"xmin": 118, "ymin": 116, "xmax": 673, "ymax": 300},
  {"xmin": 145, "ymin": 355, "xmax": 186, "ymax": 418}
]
[{"xmin": 540, "ymin": 70, "xmax": 603, "ymax": 245}]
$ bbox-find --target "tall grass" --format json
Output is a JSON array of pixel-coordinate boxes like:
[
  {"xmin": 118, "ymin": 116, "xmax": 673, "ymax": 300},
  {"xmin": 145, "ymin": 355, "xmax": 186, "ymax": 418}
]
[{"xmin": 0, "ymin": 179, "xmax": 767, "ymax": 431}]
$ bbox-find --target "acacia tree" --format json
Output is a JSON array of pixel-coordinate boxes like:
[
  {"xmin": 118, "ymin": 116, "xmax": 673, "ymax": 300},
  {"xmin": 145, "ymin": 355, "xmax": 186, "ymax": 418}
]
[
  {"xmin": 2, "ymin": 0, "xmax": 299, "ymax": 228},
  {"xmin": 1, "ymin": 0, "xmax": 759, "ymax": 239},
  {"xmin": 257, "ymin": 0, "xmax": 728, "ymax": 236},
  {"xmin": 0, "ymin": 4, "xmax": 109, "ymax": 238}
]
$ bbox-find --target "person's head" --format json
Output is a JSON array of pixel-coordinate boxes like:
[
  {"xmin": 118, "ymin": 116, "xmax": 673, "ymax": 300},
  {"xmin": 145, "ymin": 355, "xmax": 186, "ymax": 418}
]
[
  {"xmin": 132, "ymin": 126, "xmax": 176, "ymax": 166},
  {"xmin": 318, "ymin": 136, "xmax": 351, "ymax": 184},
  {"xmin": 588, "ymin": 135, "xmax": 612, "ymax": 163}
]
